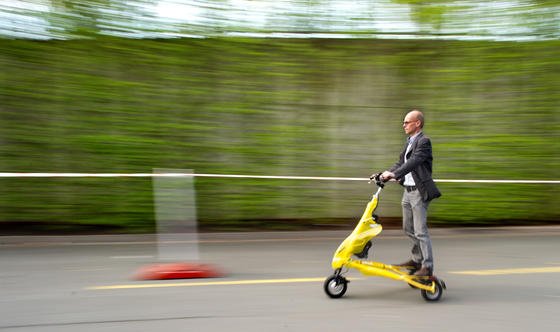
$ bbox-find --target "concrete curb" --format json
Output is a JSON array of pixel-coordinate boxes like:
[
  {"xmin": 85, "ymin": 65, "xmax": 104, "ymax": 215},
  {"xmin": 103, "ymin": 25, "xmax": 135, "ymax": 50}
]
[{"xmin": 1, "ymin": 225, "xmax": 559, "ymax": 246}]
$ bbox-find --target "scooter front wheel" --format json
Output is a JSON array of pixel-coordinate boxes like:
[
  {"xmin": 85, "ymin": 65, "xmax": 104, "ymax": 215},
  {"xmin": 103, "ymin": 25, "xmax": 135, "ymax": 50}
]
[{"xmin": 324, "ymin": 275, "xmax": 348, "ymax": 298}]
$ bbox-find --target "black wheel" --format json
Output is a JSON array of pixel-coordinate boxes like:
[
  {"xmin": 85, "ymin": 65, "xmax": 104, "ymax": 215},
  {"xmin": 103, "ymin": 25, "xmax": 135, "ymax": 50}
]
[
  {"xmin": 421, "ymin": 279, "xmax": 444, "ymax": 302},
  {"xmin": 324, "ymin": 275, "xmax": 348, "ymax": 298}
]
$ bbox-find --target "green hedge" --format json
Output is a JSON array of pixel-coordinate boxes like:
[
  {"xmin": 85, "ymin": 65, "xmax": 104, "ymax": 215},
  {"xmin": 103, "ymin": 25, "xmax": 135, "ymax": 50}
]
[{"xmin": 1, "ymin": 37, "xmax": 558, "ymax": 233}]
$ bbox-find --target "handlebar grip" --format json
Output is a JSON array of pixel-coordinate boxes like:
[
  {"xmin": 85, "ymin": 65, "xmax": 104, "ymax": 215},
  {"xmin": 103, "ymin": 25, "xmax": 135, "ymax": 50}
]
[{"xmin": 369, "ymin": 173, "xmax": 385, "ymax": 188}]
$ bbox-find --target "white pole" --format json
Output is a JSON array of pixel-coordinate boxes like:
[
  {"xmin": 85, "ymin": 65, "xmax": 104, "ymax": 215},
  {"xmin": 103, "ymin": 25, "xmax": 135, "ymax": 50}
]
[{"xmin": 152, "ymin": 169, "xmax": 198, "ymax": 262}]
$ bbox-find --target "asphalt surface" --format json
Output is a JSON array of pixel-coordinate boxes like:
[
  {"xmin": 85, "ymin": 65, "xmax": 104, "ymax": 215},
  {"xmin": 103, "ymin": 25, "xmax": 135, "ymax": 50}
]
[{"xmin": 1, "ymin": 227, "xmax": 560, "ymax": 331}]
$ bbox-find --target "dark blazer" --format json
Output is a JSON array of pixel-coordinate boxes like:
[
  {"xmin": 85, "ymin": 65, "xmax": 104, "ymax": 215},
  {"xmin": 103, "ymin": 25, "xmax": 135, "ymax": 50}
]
[{"xmin": 389, "ymin": 132, "xmax": 442, "ymax": 202}]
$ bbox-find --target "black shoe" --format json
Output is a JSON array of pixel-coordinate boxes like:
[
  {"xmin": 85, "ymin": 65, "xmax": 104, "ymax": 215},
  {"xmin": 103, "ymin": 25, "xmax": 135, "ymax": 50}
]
[
  {"xmin": 413, "ymin": 266, "xmax": 433, "ymax": 277},
  {"xmin": 395, "ymin": 259, "xmax": 421, "ymax": 270}
]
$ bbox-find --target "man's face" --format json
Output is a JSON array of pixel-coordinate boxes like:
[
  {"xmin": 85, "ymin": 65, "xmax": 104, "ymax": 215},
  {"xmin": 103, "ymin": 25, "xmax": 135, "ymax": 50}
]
[{"xmin": 402, "ymin": 114, "xmax": 421, "ymax": 136}]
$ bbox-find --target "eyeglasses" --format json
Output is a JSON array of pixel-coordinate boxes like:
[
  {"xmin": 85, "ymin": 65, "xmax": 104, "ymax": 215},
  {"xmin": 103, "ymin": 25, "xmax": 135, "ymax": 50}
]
[{"xmin": 402, "ymin": 120, "xmax": 417, "ymax": 125}]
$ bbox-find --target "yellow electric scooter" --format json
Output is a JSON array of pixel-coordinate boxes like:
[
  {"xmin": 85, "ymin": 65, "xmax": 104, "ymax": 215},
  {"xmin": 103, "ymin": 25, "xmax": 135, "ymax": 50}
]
[{"xmin": 324, "ymin": 173, "xmax": 446, "ymax": 302}]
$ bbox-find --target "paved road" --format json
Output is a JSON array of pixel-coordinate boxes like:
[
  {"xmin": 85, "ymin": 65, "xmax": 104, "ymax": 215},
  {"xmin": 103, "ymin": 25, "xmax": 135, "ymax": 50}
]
[{"xmin": 1, "ymin": 227, "xmax": 559, "ymax": 331}]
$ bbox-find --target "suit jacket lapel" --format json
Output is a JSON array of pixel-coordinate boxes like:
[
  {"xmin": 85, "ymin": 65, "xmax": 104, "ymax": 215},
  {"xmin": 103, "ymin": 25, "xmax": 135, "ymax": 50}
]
[{"xmin": 405, "ymin": 132, "xmax": 423, "ymax": 159}]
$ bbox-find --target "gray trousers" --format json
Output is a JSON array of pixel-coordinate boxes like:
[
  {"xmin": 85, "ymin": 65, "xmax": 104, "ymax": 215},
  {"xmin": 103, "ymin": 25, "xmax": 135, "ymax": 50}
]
[{"xmin": 402, "ymin": 189, "xmax": 434, "ymax": 269}]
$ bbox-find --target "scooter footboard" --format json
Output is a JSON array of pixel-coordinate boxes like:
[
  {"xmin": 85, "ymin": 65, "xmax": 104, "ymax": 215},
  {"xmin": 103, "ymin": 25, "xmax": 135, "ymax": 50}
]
[
  {"xmin": 347, "ymin": 260, "xmax": 404, "ymax": 281},
  {"xmin": 346, "ymin": 260, "xmax": 436, "ymax": 292}
]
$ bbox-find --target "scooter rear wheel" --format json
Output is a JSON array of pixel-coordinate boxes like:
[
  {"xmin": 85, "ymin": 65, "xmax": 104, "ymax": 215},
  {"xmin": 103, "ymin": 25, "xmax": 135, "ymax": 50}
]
[
  {"xmin": 421, "ymin": 279, "xmax": 445, "ymax": 302},
  {"xmin": 324, "ymin": 275, "xmax": 347, "ymax": 298}
]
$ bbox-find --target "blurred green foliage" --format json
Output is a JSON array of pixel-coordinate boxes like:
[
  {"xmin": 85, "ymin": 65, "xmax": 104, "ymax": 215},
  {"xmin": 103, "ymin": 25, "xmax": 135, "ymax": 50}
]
[
  {"xmin": 3, "ymin": 1, "xmax": 559, "ymax": 40},
  {"xmin": 0, "ymin": 37, "xmax": 559, "ymax": 233}
]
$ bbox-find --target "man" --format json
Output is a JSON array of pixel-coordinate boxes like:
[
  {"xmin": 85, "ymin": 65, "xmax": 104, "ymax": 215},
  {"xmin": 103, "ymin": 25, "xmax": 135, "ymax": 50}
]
[{"xmin": 376, "ymin": 109, "xmax": 441, "ymax": 276}]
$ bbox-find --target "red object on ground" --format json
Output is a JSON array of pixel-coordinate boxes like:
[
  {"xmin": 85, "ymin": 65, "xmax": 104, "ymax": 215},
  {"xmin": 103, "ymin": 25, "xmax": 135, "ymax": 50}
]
[{"xmin": 133, "ymin": 263, "xmax": 224, "ymax": 280}]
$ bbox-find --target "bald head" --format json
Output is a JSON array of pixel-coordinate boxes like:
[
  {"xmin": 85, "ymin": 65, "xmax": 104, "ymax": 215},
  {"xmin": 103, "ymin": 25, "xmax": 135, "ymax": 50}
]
[
  {"xmin": 403, "ymin": 109, "xmax": 424, "ymax": 136},
  {"xmin": 408, "ymin": 109, "xmax": 424, "ymax": 128}
]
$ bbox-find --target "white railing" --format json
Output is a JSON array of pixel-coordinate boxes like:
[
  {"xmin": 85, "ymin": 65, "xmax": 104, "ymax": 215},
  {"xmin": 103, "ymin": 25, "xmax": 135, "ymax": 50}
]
[{"xmin": 0, "ymin": 172, "xmax": 558, "ymax": 184}]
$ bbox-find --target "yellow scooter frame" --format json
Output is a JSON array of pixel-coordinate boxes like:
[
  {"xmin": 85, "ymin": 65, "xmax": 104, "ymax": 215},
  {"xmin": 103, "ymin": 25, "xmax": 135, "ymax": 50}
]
[{"xmin": 324, "ymin": 174, "xmax": 446, "ymax": 302}]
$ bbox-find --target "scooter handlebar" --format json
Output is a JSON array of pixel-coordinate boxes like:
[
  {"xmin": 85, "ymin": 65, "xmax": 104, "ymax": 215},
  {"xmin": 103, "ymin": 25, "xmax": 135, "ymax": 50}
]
[{"xmin": 369, "ymin": 173, "xmax": 386, "ymax": 188}]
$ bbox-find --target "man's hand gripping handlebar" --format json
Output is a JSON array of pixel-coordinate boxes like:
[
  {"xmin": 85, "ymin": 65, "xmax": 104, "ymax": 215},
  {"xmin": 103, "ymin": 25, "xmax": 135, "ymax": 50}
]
[{"xmin": 369, "ymin": 172, "xmax": 387, "ymax": 188}]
